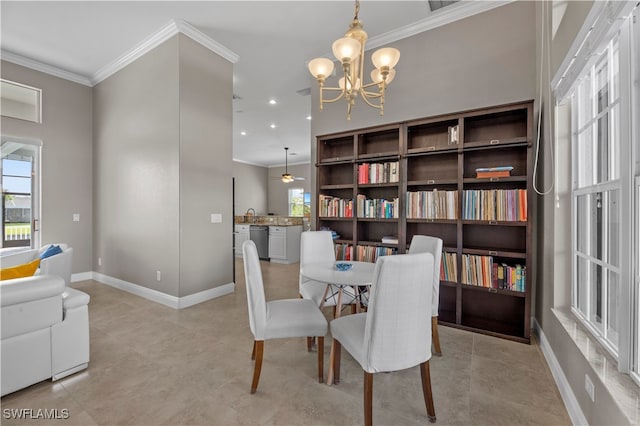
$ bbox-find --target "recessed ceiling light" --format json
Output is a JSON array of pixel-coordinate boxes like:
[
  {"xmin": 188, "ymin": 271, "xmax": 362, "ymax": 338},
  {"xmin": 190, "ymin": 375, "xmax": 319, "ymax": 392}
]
[
  {"xmin": 306, "ymin": 115, "xmax": 312, "ymax": 120},
  {"xmin": 240, "ymin": 131, "xmax": 247, "ymax": 136},
  {"xmin": 270, "ymin": 123, "xmax": 276, "ymax": 129},
  {"xmin": 269, "ymin": 99, "xmax": 277, "ymax": 105}
]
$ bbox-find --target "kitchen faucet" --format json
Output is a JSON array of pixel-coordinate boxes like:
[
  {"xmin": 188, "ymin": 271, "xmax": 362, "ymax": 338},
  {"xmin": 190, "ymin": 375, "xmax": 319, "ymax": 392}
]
[{"xmin": 245, "ymin": 208, "xmax": 256, "ymax": 223}]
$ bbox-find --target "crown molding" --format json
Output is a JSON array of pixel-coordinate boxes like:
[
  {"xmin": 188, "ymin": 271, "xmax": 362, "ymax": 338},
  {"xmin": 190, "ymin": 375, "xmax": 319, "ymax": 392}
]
[
  {"xmin": 367, "ymin": 0, "xmax": 513, "ymax": 50},
  {"xmin": 91, "ymin": 19, "xmax": 238, "ymax": 86},
  {"xmin": 1, "ymin": 50, "xmax": 92, "ymax": 86}
]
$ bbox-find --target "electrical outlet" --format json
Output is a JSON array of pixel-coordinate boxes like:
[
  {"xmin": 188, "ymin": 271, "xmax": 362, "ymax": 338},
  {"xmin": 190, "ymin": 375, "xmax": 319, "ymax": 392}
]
[
  {"xmin": 98, "ymin": 257, "xmax": 102, "ymax": 266},
  {"xmin": 156, "ymin": 271, "xmax": 161, "ymax": 281},
  {"xmin": 585, "ymin": 374, "xmax": 595, "ymax": 402},
  {"xmin": 73, "ymin": 213, "xmax": 80, "ymax": 222}
]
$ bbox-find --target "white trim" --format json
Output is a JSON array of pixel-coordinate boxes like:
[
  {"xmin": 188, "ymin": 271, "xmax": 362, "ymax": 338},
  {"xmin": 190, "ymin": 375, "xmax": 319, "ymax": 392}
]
[
  {"xmin": 552, "ymin": 0, "xmax": 636, "ymax": 102},
  {"xmin": 91, "ymin": 19, "xmax": 238, "ymax": 85},
  {"xmin": 268, "ymin": 161, "xmax": 311, "ymax": 168},
  {"xmin": 173, "ymin": 19, "xmax": 239, "ymax": 64},
  {"xmin": 0, "ymin": 50, "xmax": 92, "ymax": 86},
  {"xmin": 367, "ymin": 1, "xmax": 512, "ymax": 50},
  {"xmin": 177, "ymin": 282, "xmax": 235, "ymax": 309},
  {"xmin": 232, "ymin": 158, "xmax": 268, "ymax": 167},
  {"xmin": 71, "ymin": 272, "xmax": 93, "ymax": 282},
  {"xmin": 87, "ymin": 271, "xmax": 235, "ymax": 309},
  {"xmin": 533, "ymin": 318, "xmax": 588, "ymax": 426},
  {"xmin": 3, "ymin": 19, "xmax": 238, "ymax": 88}
]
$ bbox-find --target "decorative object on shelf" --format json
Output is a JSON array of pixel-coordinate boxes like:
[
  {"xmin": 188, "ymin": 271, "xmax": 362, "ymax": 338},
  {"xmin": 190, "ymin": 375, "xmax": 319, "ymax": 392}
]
[
  {"xmin": 280, "ymin": 147, "xmax": 305, "ymax": 183},
  {"xmin": 335, "ymin": 262, "xmax": 353, "ymax": 271},
  {"xmin": 475, "ymin": 166, "xmax": 513, "ymax": 179},
  {"xmin": 307, "ymin": 0, "xmax": 400, "ymax": 120}
]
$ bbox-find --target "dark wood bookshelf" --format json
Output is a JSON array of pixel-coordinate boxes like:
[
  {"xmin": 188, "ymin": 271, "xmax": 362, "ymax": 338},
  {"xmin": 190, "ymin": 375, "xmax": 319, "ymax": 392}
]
[{"xmin": 315, "ymin": 100, "xmax": 534, "ymax": 343}]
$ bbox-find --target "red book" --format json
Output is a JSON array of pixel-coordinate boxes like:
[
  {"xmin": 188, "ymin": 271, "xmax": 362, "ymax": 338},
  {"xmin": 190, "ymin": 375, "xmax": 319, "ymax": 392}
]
[{"xmin": 476, "ymin": 171, "xmax": 511, "ymax": 178}]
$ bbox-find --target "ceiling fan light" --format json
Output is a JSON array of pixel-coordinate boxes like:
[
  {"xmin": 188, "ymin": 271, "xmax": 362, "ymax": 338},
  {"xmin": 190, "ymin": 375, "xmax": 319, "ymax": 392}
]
[
  {"xmin": 281, "ymin": 173, "xmax": 294, "ymax": 183},
  {"xmin": 371, "ymin": 47, "xmax": 400, "ymax": 69},
  {"xmin": 308, "ymin": 58, "xmax": 335, "ymax": 79},
  {"xmin": 332, "ymin": 37, "xmax": 361, "ymax": 63},
  {"xmin": 370, "ymin": 68, "xmax": 396, "ymax": 85}
]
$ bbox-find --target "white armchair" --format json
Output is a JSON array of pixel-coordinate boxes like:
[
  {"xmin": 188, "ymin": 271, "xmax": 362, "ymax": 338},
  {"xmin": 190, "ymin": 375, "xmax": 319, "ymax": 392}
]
[
  {"xmin": 243, "ymin": 240, "xmax": 328, "ymax": 393},
  {"xmin": 299, "ymin": 231, "xmax": 360, "ymax": 315},
  {"xmin": 408, "ymin": 235, "xmax": 443, "ymax": 356},
  {"xmin": 330, "ymin": 252, "xmax": 436, "ymax": 425}
]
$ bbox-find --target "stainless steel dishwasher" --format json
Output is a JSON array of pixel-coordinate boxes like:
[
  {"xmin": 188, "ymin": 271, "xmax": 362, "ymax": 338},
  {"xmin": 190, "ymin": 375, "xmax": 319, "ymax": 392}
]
[{"xmin": 249, "ymin": 225, "xmax": 269, "ymax": 260}]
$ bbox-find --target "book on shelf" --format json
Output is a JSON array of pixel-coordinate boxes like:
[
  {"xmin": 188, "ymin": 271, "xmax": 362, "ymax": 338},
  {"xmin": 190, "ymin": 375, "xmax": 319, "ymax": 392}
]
[
  {"xmin": 356, "ymin": 195, "xmax": 399, "ymax": 219},
  {"xmin": 355, "ymin": 245, "xmax": 397, "ymax": 263},
  {"xmin": 381, "ymin": 235, "xmax": 398, "ymax": 244},
  {"xmin": 440, "ymin": 252, "xmax": 457, "ymax": 282},
  {"xmin": 318, "ymin": 195, "xmax": 353, "ymax": 218},
  {"xmin": 475, "ymin": 166, "xmax": 513, "ymax": 179},
  {"xmin": 448, "ymin": 125, "xmax": 459, "ymax": 145},
  {"xmin": 358, "ymin": 161, "xmax": 399, "ymax": 184},
  {"xmin": 462, "ymin": 189, "xmax": 527, "ymax": 221},
  {"xmin": 461, "ymin": 254, "xmax": 526, "ymax": 292},
  {"xmin": 406, "ymin": 189, "xmax": 458, "ymax": 220}
]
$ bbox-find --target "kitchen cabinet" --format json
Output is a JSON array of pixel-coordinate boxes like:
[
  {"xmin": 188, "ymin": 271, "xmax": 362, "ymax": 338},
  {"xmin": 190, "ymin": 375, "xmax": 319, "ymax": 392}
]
[
  {"xmin": 234, "ymin": 224, "xmax": 250, "ymax": 257},
  {"xmin": 268, "ymin": 225, "xmax": 302, "ymax": 264}
]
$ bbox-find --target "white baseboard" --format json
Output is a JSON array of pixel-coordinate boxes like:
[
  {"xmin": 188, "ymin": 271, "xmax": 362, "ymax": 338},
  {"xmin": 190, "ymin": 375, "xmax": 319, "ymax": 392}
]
[
  {"xmin": 533, "ymin": 318, "xmax": 588, "ymax": 426},
  {"xmin": 71, "ymin": 272, "xmax": 93, "ymax": 282},
  {"xmin": 87, "ymin": 272, "xmax": 234, "ymax": 309}
]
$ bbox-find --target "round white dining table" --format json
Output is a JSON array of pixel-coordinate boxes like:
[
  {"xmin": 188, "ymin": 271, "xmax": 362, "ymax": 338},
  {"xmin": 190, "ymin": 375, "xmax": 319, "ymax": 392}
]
[{"xmin": 300, "ymin": 261, "xmax": 376, "ymax": 385}]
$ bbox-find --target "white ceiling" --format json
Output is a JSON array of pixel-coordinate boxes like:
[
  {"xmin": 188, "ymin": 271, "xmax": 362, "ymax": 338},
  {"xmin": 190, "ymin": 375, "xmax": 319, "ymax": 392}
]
[{"xmin": 1, "ymin": 1, "xmax": 504, "ymax": 166}]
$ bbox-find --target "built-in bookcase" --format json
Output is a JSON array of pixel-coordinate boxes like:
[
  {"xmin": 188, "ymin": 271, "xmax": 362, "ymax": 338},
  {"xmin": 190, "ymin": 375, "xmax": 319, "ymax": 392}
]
[{"xmin": 316, "ymin": 100, "xmax": 534, "ymax": 343}]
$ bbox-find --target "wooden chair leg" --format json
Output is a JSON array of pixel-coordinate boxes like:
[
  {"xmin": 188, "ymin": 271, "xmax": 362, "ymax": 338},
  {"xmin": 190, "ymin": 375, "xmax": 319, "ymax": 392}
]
[
  {"xmin": 317, "ymin": 336, "xmax": 324, "ymax": 383},
  {"xmin": 328, "ymin": 338, "xmax": 341, "ymax": 385},
  {"xmin": 250, "ymin": 340, "xmax": 264, "ymax": 394},
  {"xmin": 334, "ymin": 339, "xmax": 341, "ymax": 384},
  {"xmin": 251, "ymin": 340, "xmax": 256, "ymax": 360},
  {"xmin": 364, "ymin": 371, "xmax": 374, "ymax": 426},
  {"xmin": 307, "ymin": 336, "xmax": 313, "ymax": 352},
  {"xmin": 432, "ymin": 316, "xmax": 442, "ymax": 356},
  {"xmin": 420, "ymin": 360, "xmax": 436, "ymax": 422}
]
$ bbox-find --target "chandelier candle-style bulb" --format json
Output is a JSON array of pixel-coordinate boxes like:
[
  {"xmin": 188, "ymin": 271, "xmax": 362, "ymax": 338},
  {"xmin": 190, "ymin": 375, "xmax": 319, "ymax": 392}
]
[{"xmin": 307, "ymin": 0, "xmax": 400, "ymax": 120}]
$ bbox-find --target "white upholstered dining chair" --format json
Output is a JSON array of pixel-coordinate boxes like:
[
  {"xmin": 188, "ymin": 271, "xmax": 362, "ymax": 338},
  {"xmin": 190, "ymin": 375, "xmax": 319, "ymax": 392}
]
[
  {"xmin": 242, "ymin": 240, "xmax": 328, "ymax": 393},
  {"xmin": 409, "ymin": 235, "xmax": 443, "ymax": 356},
  {"xmin": 299, "ymin": 231, "xmax": 360, "ymax": 318},
  {"xmin": 330, "ymin": 252, "xmax": 437, "ymax": 425}
]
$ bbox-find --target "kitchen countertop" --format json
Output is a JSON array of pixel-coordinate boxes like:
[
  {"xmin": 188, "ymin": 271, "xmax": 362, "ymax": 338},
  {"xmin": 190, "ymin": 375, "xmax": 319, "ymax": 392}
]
[{"xmin": 234, "ymin": 215, "xmax": 304, "ymax": 226}]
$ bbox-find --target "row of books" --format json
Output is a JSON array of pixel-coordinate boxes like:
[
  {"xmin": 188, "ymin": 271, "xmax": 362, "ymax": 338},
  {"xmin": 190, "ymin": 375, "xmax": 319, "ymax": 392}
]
[
  {"xmin": 462, "ymin": 189, "xmax": 527, "ymax": 221},
  {"xmin": 440, "ymin": 252, "xmax": 458, "ymax": 282},
  {"xmin": 461, "ymin": 254, "xmax": 526, "ymax": 292},
  {"xmin": 406, "ymin": 190, "xmax": 458, "ymax": 220},
  {"xmin": 318, "ymin": 195, "xmax": 354, "ymax": 217},
  {"xmin": 475, "ymin": 166, "xmax": 513, "ymax": 179},
  {"xmin": 334, "ymin": 244, "xmax": 397, "ymax": 262},
  {"xmin": 356, "ymin": 195, "xmax": 399, "ymax": 219},
  {"xmin": 358, "ymin": 162, "xmax": 399, "ymax": 184}
]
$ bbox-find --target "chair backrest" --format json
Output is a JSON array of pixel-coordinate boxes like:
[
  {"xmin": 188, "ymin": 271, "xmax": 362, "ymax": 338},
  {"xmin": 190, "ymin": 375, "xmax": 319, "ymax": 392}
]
[
  {"xmin": 39, "ymin": 244, "xmax": 73, "ymax": 286},
  {"xmin": 242, "ymin": 240, "xmax": 267, "ymax": 340},
  {"xmin": 408, "ymin": 235, "xmax": 443, "ymax": 316},
  {"xmin": 363, "ymin": 252, "xmax": 433, "ymax": 373},
  {"xmin": 299, "ymin": 231, "xmax": 335, "ymax": 289}
]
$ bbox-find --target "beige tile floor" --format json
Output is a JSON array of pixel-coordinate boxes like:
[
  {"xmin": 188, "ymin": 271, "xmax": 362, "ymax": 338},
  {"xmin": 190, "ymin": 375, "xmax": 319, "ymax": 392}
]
[{"xmin": 1, "ymin": 259, "xmax": 571, "ymax": 426}]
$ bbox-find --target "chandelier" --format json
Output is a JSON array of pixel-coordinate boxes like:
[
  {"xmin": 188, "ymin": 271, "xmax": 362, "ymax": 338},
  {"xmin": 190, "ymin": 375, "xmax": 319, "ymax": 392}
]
[{"xmin": 307, "ymin": 0, "xmax": 400, "ymax": 120}]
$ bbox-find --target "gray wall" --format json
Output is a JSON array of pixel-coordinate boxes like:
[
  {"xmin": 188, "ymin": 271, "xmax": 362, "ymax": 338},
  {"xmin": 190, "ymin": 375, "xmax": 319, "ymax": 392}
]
[
  {"xmin": 268, "ymin": 163, "xmax": 311, "ymax": 216},
  {"xmin": 1, "ymin": 61, "xmax": 93, "ymax": 273},
  {"xmin": 177, "ymin": 34, "xmax": 233, "ymax": 297},
  {"xmin": 232, "ymin": 161, "xmax": 268, "ymax": 216},
  {"xmin": 93, "ymin": 34, "xmax": 233, "ymax": 298}
]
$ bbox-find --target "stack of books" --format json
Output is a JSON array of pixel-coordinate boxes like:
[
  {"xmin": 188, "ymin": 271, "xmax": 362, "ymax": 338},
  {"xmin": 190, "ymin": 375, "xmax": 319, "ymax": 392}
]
[
  {"xmin": 381, "ymin": 235, "xmax": 398, "ymax": 244},
  {"xmin": 475, "ymin": 166, "xmax": 514, "ymax": 178}
]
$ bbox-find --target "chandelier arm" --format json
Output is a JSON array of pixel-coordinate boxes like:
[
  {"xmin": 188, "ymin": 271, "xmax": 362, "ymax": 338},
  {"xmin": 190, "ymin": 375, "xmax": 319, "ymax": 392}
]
[
  {"xmin": 358, "ymin": 90, "xmax": 383, "ymax": 109},
  {"xmin": 320, "ymin": 87, "xmax": 348, "ymax": 104}
]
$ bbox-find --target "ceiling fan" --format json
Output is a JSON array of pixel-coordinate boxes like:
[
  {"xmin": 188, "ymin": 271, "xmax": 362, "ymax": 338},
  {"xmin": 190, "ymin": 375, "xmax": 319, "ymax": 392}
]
[{"xmin": 280, "ymin": 147, "xmax": 305, "ymax": 183}]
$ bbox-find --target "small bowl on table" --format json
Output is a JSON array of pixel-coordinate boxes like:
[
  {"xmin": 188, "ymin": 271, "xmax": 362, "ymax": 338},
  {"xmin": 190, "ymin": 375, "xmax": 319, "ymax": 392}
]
[{"xmin": 335, "ymin": 262, "xmax": 353, "ymax": 271}]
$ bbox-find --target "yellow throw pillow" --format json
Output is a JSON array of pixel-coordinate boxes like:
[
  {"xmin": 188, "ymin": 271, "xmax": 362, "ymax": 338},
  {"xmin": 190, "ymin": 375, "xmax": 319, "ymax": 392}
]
[{"xmin": 0, "ymin": 258, "xmax": 41, "ymax": 281}]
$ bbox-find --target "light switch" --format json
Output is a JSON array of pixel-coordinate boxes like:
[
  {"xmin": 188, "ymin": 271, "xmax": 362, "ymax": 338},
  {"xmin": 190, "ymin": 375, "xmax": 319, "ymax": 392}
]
[
  {"xmin": 73, "ymin": 213, "xmax": 80, "ymax": 222},
  {"xmin": 211, "ymin": 213, "xmax": 222, "ymax": 223}
]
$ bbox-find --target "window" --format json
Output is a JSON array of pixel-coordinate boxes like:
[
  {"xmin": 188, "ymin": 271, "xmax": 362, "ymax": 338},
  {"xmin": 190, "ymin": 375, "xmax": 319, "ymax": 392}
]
[
  {"xmin": 568, "ymin": 5, "xmax": 638, "ymax": 380},
  {"xmin": 1, "ymin": 138, "xmax": 41, "ymax": 249},
  {"xmin": 572, "ymin": 37, "xmax": 621, "ymax": 353},
  {"xmin": 288, "ymin": 188, "xmax": 310, "ymax": 217},
  {"xmin": 0, "ymin": 79, "xmax": 42, "ymax": 123}
]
